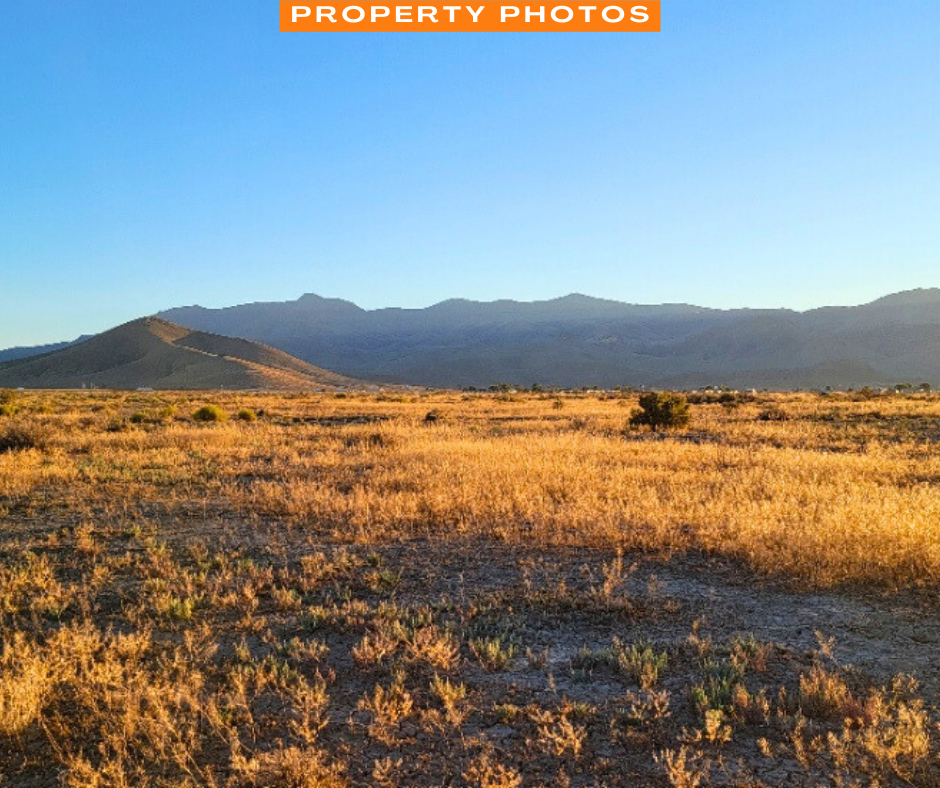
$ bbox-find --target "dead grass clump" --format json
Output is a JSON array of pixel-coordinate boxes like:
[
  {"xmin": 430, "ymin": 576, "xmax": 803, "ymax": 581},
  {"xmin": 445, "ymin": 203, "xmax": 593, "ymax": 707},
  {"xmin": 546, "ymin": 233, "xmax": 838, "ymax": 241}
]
[
  {"xmin": 357, "ymin": 674, "xmax": 414, "ymax": 744},
  {"xmin": 796, "ymin": 659, "xmax": 871, "ymax": 724},
  {"xmin": 529, "ymin": 706, "xmax": 587, "ymax": 757},
  {"xmin": 0, "ymin": 421, "xmax": 50, "ymax": 453},
  {"xmin": 0, "ymin": 633, "xmax": 51, "ymax": 736},
  {"xmin": 430, "ymin": 674, "xmax": 468, "ymax": 725},
  {"xmin": 656, "ymin": 746, "xmax": 709, "ymax": 788},
  {"xmin": 825, "ymin": 676, "xmax": 933, "ymax": 783},
  {"xmin": 235, "ymin": 747, "xmax": 346, "ymax": 788},
  {"xmin": 406, "ymin": 625, "xmax": 460, "ymax": 670},
  {"xmin": 463, "ymin": 748, "xmax": 523, "ymax": 788},
  {"xmin": 611, "ymin": 688, "xmax": 671, "ymax": 734}
]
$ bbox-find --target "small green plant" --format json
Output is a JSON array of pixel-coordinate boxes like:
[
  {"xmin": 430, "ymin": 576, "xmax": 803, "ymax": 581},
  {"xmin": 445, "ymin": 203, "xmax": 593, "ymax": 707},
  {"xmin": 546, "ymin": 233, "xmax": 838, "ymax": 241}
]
[
  {"xmin": 193, "ymin": 404, "xmax": 228, "ymax": 422},
  {"xmin": 236, "ymin": 408, "xmax": 257, "ymax": 422},
  {"xmin": 731, "ymin": 634, "xmax": 772, "ymax": 672},
  {"xmin": 163, "ymin": 596, "xmax": 196, "ymax": 621},
  {"xmin": 629, "ymin": 392, "xmax": 691, "ymax": 431},
  {"xmin": 691, "ymin": 658, "xmax": 745, "ymax": 716},
  {"xmin": 470, "ymin": 637, "xmax": 517, "ymax": 671},
  {"xmin": 618, "ymin": 640, "xmax": 669, "ymax": 689},
  {"xmin": 494, "ymin": 703, "xmax": 522, "ymax": 723},
  {"xmin": 571, "ymin": 639, "xmax": 668, "ymax": 688},
  {"xmin": 365, "ymin": 568, "xmax": 401, "ymax": 593}
]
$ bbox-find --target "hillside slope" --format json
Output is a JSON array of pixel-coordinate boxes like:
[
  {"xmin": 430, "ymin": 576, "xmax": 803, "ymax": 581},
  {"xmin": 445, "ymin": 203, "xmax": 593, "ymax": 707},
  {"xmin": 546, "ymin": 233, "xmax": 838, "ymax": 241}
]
[{"xmin": 0, "ymin": 317, "xmax": 360, "ymax": 390}]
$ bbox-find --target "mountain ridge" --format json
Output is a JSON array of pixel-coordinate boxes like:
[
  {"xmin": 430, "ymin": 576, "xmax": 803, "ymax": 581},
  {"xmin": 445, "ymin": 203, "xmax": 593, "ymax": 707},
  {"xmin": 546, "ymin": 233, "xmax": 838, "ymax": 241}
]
[
  {"xmin": 0, "ymin": 317, "xmax": 361, "ymax": 390},
  {"xmin": 5, "ymin": 289, "xmax": 940, "ymax": 389},
  {"xmin": 156, "ymin": 289, "xmax": 940, "ymax": 388}
]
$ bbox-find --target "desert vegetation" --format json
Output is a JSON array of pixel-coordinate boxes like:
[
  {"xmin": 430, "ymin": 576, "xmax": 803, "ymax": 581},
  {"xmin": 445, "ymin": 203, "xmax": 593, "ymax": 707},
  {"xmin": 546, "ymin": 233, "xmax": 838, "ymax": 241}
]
[{"xmin": 1, "ymin": 388, "xmax": 939, "ymax": 785}]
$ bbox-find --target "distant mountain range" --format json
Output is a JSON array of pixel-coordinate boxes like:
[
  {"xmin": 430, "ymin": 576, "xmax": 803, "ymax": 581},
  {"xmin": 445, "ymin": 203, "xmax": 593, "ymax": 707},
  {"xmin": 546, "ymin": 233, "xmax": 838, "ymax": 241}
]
[
  {"xmin": 0, "ymin": 337, "xmax": 89, "ymax": 364},
  {"xmin": 0, "ymin": 317, "xmax": 359, "ymax": 390},
  {"xmin": 158, "ymin": 289, "xmax": 940, "ymax": 389},
  {"xmin": 4, "ymin": 289, "xmax": 940, "ymax": 389}
]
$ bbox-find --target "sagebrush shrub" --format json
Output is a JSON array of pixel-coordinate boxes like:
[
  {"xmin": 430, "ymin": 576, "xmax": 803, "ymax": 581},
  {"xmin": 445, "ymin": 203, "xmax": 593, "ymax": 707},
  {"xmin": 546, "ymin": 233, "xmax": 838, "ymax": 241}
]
[
  {"xmin": 629, "ymin": 392, "xmax": 690, "ymax": 431},
  {"xmin": 0, "ymin": 423, "xmax": 49, "ymax": 453},
  {"xmin": 0, "ymin": 390, "xmax": 18, "ymax": 418},
  {"xmin": 192, "ymin": 405, "xmax": 228, "ymax": 422}
]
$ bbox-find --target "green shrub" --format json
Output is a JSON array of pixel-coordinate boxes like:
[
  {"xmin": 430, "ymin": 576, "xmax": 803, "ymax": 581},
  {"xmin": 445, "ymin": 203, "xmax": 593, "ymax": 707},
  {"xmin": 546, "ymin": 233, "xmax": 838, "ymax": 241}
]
[
  {"xmin": 192, "ymin": 405, "xmax": 228, "ymax": 423},
  {"xmin": 629, "ymin": 392, "xmax": 690, "ymax": 432},
  {"xmin": 0, "ymin": 390, "xmax": 18, "ymax": 418},
  {"xmin": 235, "ymin": 408, "xmax": 257, "ymax": 422}
]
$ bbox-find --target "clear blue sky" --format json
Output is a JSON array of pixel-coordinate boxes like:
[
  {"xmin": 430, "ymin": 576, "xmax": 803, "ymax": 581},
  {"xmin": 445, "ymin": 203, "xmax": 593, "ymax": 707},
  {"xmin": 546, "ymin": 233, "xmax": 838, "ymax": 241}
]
[{"xmin": 1, "ymin": 1, "xmax": 938, "ymax": 346}]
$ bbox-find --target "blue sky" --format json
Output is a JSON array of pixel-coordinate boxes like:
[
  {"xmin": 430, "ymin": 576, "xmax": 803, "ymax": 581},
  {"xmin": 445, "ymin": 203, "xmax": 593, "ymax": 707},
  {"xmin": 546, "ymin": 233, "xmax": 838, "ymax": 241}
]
[{"xmin": 1, "ymin": 1, "xmax": 938, "ymax": 346}]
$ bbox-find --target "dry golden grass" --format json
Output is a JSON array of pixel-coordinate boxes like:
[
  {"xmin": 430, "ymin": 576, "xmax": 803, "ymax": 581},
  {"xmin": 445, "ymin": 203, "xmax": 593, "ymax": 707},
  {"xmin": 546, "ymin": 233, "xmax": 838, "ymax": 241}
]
[
  {"xmin": 2, "ymin": 389, "xmax": 940, "ymax": 588},
  {"xmin": 1, "ymin": 388, "xmax": 939, "ymax": 786}
]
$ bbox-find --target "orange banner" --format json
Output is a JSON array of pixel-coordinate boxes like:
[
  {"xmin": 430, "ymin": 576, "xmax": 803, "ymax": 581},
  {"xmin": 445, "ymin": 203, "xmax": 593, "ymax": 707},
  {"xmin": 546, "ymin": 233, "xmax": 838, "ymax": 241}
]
[{"xmin": 280, "ymin": 1, "xmax": 660, "ymax": 31}]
